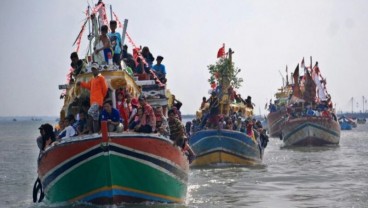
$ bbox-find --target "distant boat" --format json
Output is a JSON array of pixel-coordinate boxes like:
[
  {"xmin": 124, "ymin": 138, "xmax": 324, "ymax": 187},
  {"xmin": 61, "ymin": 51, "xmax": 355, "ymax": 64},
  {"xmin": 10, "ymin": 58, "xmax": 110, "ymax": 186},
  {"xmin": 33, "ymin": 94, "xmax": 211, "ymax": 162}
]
[
  {"xmin": 13, "ymin": 118, "xmax": 17, "ymax": 122},
  {"xmin": 280, "ymin": 58, "xmax": 340, "ymax": 146},
  {"xmin": 31, "ymin": 117, "xmax": 42, "ymax": 121},
  {"xmin": 357, "ymin": 118, "xmax": 366, "ymax": 124},
  {"xmin": 338, "ymin": 116, "xmax": 352, "ymax": 130}
]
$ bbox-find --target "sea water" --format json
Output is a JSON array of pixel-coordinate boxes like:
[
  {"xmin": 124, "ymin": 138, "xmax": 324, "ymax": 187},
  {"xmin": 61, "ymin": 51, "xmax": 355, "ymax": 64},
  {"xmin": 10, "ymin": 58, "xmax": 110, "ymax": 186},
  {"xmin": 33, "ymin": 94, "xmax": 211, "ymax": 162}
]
[{"xmin": 1, "ymin": 119, "xmax": 367, "ymax": 208}]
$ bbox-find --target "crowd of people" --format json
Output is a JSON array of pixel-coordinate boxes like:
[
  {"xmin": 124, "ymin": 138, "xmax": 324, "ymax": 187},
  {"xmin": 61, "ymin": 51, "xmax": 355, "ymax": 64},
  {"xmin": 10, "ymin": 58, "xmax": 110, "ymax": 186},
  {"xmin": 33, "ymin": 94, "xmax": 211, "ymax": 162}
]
[
  {"xmin": 190, "ymin": 91, "xmax": 268, "ymax": 149},
  {"xmin": 69, "ymin": 18, "xmax": 167, "ymax": 86}
]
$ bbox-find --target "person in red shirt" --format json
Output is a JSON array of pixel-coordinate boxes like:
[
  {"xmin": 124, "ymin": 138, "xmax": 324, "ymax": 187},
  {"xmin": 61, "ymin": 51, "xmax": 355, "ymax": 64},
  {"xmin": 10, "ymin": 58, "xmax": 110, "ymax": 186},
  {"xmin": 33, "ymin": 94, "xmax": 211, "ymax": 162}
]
[
  {"xmin": 77, "ymin": 63, "xmax": 108, "ymax": 133},
  {"xmin": 136, "ymin": 95, "xmax": 156, "ymax": 133}
]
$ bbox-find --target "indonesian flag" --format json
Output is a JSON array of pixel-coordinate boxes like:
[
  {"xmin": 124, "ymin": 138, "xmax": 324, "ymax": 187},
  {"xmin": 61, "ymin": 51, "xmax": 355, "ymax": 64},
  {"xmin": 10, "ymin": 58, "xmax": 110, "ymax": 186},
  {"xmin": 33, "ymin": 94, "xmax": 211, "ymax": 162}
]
[{"xmin": 217, "ymin": 44, "xmax": 225, "ymax": 58}]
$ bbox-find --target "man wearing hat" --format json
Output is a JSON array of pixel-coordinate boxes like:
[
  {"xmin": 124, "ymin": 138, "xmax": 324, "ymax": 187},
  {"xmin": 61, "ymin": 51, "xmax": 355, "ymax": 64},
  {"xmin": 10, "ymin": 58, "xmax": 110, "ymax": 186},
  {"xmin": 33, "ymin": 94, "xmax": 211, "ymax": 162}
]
[
  {"xmin": 77, "ymin": 62, "xmax": 108, "ymax": 133},
  {"xmin": 152, "ymin": 55, "xmax": 167, "ymax": 84}
]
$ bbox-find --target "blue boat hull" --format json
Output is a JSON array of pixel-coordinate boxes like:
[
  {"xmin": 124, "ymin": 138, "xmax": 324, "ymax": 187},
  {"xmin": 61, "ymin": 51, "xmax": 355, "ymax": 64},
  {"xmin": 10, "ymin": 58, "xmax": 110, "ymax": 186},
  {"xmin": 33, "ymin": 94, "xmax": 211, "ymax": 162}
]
[{"xmin": 189, "ymin": 129, "xmax": 263, "ymax": 167}]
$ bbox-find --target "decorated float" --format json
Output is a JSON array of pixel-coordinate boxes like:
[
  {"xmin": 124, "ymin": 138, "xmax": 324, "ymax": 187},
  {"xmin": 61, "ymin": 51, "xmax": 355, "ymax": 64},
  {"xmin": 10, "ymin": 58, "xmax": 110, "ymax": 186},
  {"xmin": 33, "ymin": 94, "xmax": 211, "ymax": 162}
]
[
  {"xmin": 33, "ymin": 1, "xmax": 188, "ymax": 205},
  {"xmin": 189, "ymin": 45, "xmax": 268, "ymax": 167}
]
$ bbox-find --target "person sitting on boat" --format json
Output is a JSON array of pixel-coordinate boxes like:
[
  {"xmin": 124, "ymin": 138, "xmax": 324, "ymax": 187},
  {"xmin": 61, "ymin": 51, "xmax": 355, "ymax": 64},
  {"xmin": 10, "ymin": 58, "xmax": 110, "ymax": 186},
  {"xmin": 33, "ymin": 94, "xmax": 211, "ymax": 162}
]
[
  {"xmin": 37, "ymin": 123, "xmax": 56, "ymax": 152},
  {"xmin": 141, "ymin": 46, "xmax": 155, "ymax": 68},
  {"xmin": 122, "ymin": 44, "xmax": 136, "ymax": 70},
  {"xmin": 77, "ymin": 63, "xmax": 108, "ymax": 133},
  {"xmin": 101, "ymin": 100, "xmax": 124, "ymax": 132},
  {"xmin": 93, "ymin": 24, "xmax": 112, "ymax": 65},
  {"xmin": 129, "ymin": 107, "xmax": 143, "ymax": 131},
  {"xmin": 306, "ymin": 106, "xmax": 315, "ymax": 116},
  {"xmin": 200, "ymin": 96, "xmax": 208, "ymax": 110},
  {"xmin": 108, "ymin": 20, "xmax": 122, "ymax": 68},
  {"xmin": 136, "ymin": 95, "xmax": 156, "ymax": 133},
  {"xmin": 135, "ymin": 57, "xmax": 151, "ymax": 77},
  {"xmin": 58, "ymin": 115, "xmax": 77, "ymax": 140},
  {"xmin": 168, "ymin": 109, "xmax": 185, "ymax": 147},
  {"xmin": 244, "ymin": 96, "xmax": 255, "ymax": 109},
  {"xmin": 76, "ymin": 111, "xmax": 89, "ymax": 135},
  {"xmin": 152, "ymin": 55, "xmax": 167, "ymax": 84},
  {"xmin": 128, "ymin": 98, "xmax": 139, "ymax": 127},
  {"xmin": 154, "ymin": 106, "xmax": 170, "ymax": 137},
  {"xmin": 70, "ymin": 52, "xmax": 86, "ymax": 81}
]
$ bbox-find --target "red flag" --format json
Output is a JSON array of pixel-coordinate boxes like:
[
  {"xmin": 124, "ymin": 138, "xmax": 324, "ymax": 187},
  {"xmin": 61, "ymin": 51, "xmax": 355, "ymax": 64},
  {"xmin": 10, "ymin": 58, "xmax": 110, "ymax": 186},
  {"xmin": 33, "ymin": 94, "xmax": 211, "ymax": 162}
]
[{"xmin": 217, "ymin": 44, "xmax": 225, "ymax": 58}]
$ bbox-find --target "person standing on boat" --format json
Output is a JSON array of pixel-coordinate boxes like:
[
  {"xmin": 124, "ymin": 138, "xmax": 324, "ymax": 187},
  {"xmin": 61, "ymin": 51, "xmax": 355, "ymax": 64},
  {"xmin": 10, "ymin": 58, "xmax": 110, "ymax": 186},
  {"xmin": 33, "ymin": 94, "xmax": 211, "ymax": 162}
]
[
  {"xmin": 93, "ymin": 24, "xmax": 112, "ymax": 65},
  {"xmin": 77, "ymin": 63, "xmax": 108, "ymax": 133},
  {"xmin": 101, "ymin": 100, "xmax": 124, "ymax": 132},
  {"xmin": 108, "ymin": 20, "xmax": 122, "ymax": 68},
  {"xmin": 136, "ymin": 95, "xmax": 156, "ymax": 133}
]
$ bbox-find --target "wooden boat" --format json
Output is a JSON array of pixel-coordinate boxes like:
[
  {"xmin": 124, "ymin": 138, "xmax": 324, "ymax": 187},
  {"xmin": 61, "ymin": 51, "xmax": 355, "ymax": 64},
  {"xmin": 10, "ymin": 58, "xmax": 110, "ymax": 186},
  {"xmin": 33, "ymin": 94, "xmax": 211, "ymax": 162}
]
[
  {"xmin": 189, "ymin": 46, "xmax": 267, "ymax": 167},
  {"xmin": 282, "ymin": 116, "xmax": 340, "ymax": 146},
  {"xmin": 34, "ymin": 1, "xmax": 188, "ymax": 205},
  {"xmin": 190, "ymin": 129, "xmax": 263, "ymax": 166},
  {"xmin": 280, "ymin": 58, "xmax": 340, "ymax": 146},
  {"xmin": 38, "ymin": 130, "xmax": 188, "ymax": 204},
  {"xmin": 267, "ymin": 68, "xmax": 293, "ymax": 138}
]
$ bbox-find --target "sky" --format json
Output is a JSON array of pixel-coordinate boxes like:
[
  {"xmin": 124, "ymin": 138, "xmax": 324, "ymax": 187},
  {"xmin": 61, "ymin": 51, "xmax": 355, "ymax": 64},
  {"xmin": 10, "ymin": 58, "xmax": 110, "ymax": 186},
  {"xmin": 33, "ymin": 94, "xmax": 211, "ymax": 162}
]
[{"xmin": 1, "ymin": 0, "xmax": 368, "ymax": 117}]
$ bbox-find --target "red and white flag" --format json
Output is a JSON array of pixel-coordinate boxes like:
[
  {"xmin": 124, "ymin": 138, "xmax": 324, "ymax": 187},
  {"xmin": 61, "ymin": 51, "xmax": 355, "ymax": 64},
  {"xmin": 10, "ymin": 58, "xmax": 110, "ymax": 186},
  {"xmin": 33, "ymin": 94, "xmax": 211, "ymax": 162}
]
[{"xmin": 217, "ymin": 44, "xmax": 225, "ymax": 58}]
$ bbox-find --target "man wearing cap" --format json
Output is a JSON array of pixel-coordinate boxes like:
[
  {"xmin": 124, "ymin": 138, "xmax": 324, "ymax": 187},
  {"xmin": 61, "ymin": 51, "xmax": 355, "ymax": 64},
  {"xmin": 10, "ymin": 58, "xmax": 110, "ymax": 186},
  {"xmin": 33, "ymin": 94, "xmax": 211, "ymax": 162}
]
[
  {"xmin": 152, "ymin": 55, "xmax": 166, "ymax": 83},
  {"xmin": 136, "ymin": 95, "xmax": 156, "ymax": 133},
  {"xmin": 77, "ymin": 63, "xmax": 108, "ymax": 133}
]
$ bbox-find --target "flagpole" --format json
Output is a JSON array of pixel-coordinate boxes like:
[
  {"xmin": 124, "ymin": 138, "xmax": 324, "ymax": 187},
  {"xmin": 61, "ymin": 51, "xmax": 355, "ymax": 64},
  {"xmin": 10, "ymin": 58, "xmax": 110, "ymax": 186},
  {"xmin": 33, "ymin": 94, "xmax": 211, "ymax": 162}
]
[
  {"xmin": 110, "ymin": 5, "xmax": 113, "ymax": 21},
  {"xmin": 121, "ymin": 19, "xmax": 128, "ymax": 46},
  {"xmin": 87, "ymin": 5, "xmax": 92, "ymax": 58}
]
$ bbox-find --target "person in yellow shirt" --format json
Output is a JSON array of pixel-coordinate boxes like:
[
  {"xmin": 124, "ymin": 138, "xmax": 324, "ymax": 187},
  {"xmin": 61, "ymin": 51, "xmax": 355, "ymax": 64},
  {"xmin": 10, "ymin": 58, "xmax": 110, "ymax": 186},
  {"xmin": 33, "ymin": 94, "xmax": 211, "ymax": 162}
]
[{"xmin": 77, "ymin": 63, "xmax": 108, "ymax": 133}]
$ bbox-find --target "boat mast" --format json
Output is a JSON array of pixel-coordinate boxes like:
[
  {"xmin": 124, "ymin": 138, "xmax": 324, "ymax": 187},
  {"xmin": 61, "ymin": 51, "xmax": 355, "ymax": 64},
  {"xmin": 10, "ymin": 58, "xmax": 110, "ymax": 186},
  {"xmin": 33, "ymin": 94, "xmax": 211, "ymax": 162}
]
[
  {"xmin": 363, "ymin": 96, "xmax": 365, "ymax": 113},
  {"xmin": 110, "ymin": 5, "xmax": 113, "ymax": 20},
  {"xmin": 352, "ymin": 97, "xmax": 354, "ymax": 114},
  {"xmin": 87, "ymin": 5, "xmax": 92, "ymax": 58},
  {"xmin": 220, "ymin": 48, "xmax": 233, "ymax": 115}
]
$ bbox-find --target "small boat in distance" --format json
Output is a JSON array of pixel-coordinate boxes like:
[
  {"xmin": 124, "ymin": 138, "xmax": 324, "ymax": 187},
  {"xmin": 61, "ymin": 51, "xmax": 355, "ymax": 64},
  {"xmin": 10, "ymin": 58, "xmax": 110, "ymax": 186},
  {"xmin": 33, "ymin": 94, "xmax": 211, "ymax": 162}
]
[
  {"xmin": 338, "ymin": 116, "xmax": 352, "ymax": 130},
  {"xmin": 357, "ymin": 117, "xmax": 366, "ymax": 124}
]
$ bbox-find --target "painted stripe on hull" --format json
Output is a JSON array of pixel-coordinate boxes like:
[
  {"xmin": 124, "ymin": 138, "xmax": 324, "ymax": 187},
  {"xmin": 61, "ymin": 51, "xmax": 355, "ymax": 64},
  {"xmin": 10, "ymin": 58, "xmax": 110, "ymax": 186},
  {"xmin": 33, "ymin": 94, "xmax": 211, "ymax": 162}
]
[
  {"xmin": 192, "ymin": 150, "xmax": 261, "ymax": 167},
  {"xmin": 283, "ymin": 121, "xmax": 340, "ymax": 146},
  {"xmin": 189, "ymin": 130, "xmax": 262, "ymax": 166},
  {"xmin": 45, "ymin": 154, "xmax": 186, "ymax": 203},
  {"xmin": 74, "ymin": 185, "xmax": 183, "ymax": 203},
  {"xmin": 39, "ymin": 136, "xmax": 188, "ymax": 204},
  {"xmin": 43, "ymin": 143, "xmax": 187, "ymax": 191}
]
